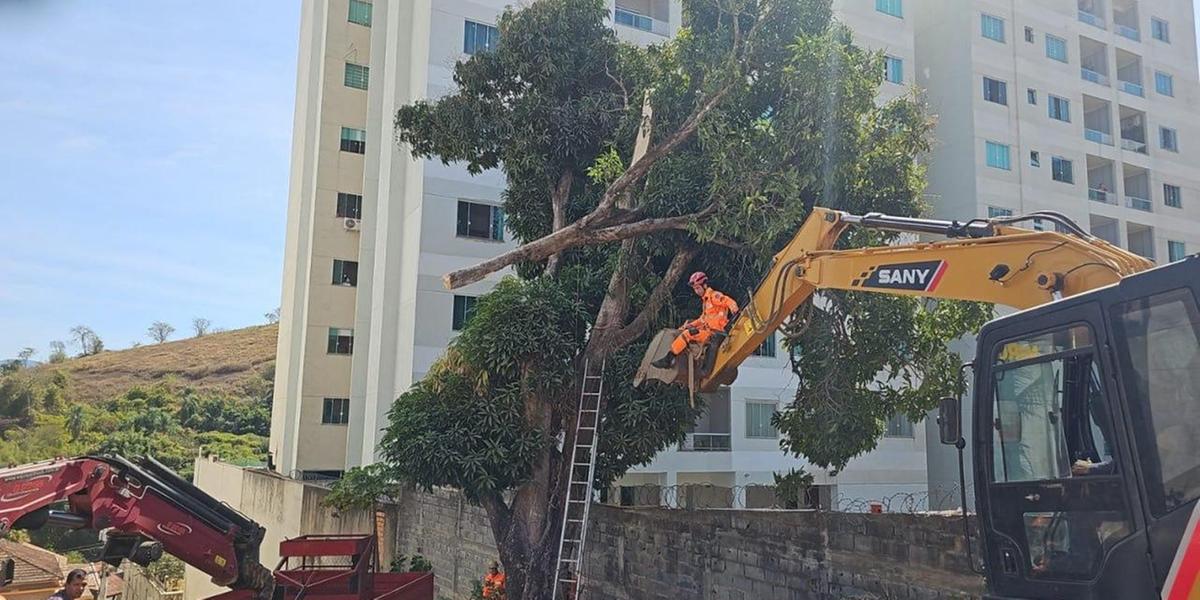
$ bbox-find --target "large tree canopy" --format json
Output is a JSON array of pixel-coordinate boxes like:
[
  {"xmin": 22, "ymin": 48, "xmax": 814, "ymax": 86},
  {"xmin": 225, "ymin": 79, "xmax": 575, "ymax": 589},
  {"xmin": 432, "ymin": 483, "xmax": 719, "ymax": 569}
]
[{"xmin": 330, "ymin": 0, "xmax": 990, "ymax": 597}]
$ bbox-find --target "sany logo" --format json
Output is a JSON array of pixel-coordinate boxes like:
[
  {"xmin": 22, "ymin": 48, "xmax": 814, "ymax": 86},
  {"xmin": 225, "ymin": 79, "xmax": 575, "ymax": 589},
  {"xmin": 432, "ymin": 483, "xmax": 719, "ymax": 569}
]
[
  {"xmin": 157, "ymin": 522, "xmax": 193, "ymax": 536},
  {"xmin": 860, "ymin": 260, "xmax": 948, "ymax": 292}
]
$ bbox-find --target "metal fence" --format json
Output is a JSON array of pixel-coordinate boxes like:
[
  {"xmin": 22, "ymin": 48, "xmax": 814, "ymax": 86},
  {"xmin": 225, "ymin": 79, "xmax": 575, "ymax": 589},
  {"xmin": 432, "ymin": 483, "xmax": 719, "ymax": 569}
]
[{"xmin": 600, "ymin": 483, "xmax": 976, "ymax": 514}]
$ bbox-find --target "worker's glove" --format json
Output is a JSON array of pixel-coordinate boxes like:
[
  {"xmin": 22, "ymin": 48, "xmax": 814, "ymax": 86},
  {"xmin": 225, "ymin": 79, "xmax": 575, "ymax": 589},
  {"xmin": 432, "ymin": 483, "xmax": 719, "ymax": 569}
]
[{"xmin": 686, "ymin": 326, "xmax": 699, "ymax": 336}]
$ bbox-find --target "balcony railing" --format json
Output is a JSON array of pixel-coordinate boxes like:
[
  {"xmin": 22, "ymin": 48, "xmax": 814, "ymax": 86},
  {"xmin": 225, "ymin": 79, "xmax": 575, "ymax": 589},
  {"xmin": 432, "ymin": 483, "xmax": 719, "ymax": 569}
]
[
  {"xmin": 1116, "ymin": 25, "xmax": 1141, "ymax": 41},
  {"xmin": 1119, "ymin": 80, "xmax": 1145, "ymax": 96},
  {"xmin": 1078, "ymin": 10, "xmax": 1106, "ymax": 29},
  {"xmin": 1085, "ymin": 129, "xmax": 1114, "ymax": 145},
  {"xmin": 1126, "ymin": 195, "xmax": 1153, "ymax": 211},
  {"xmin": 1120, "ymin": 137, "xmax": 1148, "ymax": 154},
  {"xmin": 614, "ymin": 7, "xmax": 653, "ymax": 31},
  {"xmin": 1081, "ymin": 68, "xmax": 1110, "ymax": 85},
  {"xmin": 679, "ymin": 433, "xmax": 731, "ymax": 452},
  {"xmin": 1089, "ymin": 188, "xmax": 1118, "ymax": 204}
]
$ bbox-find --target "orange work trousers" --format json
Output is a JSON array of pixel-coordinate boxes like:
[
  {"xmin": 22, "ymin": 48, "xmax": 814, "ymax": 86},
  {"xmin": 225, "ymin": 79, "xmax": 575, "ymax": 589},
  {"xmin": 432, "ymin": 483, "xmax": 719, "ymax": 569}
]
[{"xmin": 671, "ymin": 326, "xmax": 714, "ymax": 355}]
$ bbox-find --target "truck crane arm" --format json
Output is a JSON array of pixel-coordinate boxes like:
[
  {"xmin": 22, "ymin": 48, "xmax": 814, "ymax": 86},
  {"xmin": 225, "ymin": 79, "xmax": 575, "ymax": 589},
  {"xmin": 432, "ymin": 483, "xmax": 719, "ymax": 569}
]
[
  {"xmin": 637, "ymin": 207, "xmax": 1153, "ymax": 392},
  {"xmin": 0, "ymin": 455, "xmax": 273, "ymax": 600}
]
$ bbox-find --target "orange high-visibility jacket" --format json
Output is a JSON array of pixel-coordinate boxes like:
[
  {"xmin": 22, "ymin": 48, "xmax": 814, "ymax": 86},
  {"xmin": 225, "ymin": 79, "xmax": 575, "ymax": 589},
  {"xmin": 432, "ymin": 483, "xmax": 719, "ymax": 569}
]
[
  {"xmin": 483, "ymin": 571, "xmax": 506, "ymax": 599},
  {"xmin": 684, "ymin": 288, "xmax": 739, "ymax": 332}
]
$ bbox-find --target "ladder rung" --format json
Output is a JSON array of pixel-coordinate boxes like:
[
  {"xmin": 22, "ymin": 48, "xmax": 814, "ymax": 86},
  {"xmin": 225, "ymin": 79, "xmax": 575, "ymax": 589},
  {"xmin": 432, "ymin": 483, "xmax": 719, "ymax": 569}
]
[
  {"xmin": 573, "ymin": 462, "xmax": 591, "ymax": 467},
  {"xmin": 567, "ymin": 518, "xmax": 584, "ymax": 523}
]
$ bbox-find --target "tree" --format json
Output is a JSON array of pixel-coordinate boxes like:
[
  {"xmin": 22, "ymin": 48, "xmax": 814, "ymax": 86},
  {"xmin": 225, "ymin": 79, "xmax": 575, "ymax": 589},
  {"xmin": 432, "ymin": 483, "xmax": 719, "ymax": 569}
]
[
  {"xmin": 332, "ymin": 1, "xmax": 987, "ymax": 596},
  {"xmin": 67, "ymin": 404, "xmax": 86, "ymax": 439},
  {"xmin": 192, "ymin": 318, "xmax": 212, "ymax": 337},
  {"xmin": 48, "ymin": 341, "xmax": 67, "ymax": 363},
  {"xmin": 68, "ymin": 326, "xmax": 102, "ymax": 356},
  {"xmin": 264, "ymin": 307, "xmax": 281, "ymax": 324},
  {"xmin": 147, "ymin": 321, "xmax": 175, "ymax": 344},
  {"xmin": 17, "ymin": 348, "xmax": 35, "ymax": 363}
]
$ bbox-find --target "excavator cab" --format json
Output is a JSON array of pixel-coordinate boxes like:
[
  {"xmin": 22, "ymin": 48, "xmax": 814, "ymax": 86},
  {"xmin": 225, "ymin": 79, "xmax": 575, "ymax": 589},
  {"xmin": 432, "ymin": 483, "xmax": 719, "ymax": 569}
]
[{"xmin": 940, "ymin": 255, "xmax": 1200, "ymax": 599}]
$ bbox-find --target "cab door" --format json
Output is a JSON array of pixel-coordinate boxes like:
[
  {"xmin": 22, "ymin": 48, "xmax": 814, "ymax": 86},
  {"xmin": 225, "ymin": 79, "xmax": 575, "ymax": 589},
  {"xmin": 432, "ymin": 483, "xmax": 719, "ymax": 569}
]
[{"xmin": 975, "ymin": 302, "xmax": 1152, "ymax": 599}]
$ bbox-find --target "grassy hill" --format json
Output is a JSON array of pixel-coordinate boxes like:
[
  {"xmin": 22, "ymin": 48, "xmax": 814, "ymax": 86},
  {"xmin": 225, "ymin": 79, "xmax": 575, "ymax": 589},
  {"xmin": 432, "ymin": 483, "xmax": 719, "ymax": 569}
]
[{"xmin": 30, "ymin": 324, "xmax": 278, "ymax": 404}]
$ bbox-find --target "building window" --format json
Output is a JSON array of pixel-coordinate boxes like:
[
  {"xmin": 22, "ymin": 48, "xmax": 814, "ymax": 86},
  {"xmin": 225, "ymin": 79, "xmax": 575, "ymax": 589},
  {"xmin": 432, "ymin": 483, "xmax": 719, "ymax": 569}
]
[
  {"xmin": 988, "ymin": 206, "xmax": 1013, "ymax": 218},
  {"xmin": 1024, "ymin": 26, "xmax": 1034, "ymax": 43},
  {"xmin": 884, "ymin": 414, "xmax": 914, "ymax": 438},
  {"xmin": 1051, "ymin": 156, "xmax": 1074, "ymax": 184},
  {"xmin": 1155, "ymin": 71, "xmax": 1174, "ymax": 96},
  {"xmin": 1168, "ymin": 241, "xmax": 1187, "ymax": 262},
  {"xmin": 1048, "ymin": 95, "xmax": 1071, "ymax": 122},
  {"xmin": 344, "ymin": 63, "xmax": 369, "ymax": 90},
  {"xmin": 983, "ymin": 77, "xmax": 1007, "ymax": 105},
  {"xmin": 457, "ymin": 200, "xmax": 505, "ymax": 241},
  {"xmin": 452, "ymin": 295, "xmax": 478, "ymax": 331},
  {"xmin": 348, "ymin": 0, "xmax": 372, "ymax": 26},
  {"xmin": 322, "ymin": 398, "xmax": 350, "ymax": 425},
  {"xmin": 1164, "ymin": 184, "xmax": 1182, "ymax": 208},
  {"xmin": 884, "ymin": 56, "xmax": 903, "ymax": 84},
  {"xmin": 1045, "ymin": 35, "xmax": 1068, "ymax": 62},
  {"xmin": 1032, "ymin": 218, "xmax": 1048, "ymax": 232},
  {"xmin": 340, "ymin": 127, "xmax": 366, "ymax": 154},
  {"xmin": 464, "ymin": 20, "xmax": 499, "ymax": 55},
  {"xmin": 981, "ymin": 14, "xmax": 1005, "ymax": 42},
  {"xmin": 752, "ymin": 332, "xmax": 776, "ymax": 357},
  {"xmin": 327, "ymin": 328, "xmax": 354, "ymax": 354},
  {"xmin": 985, "ymin": 141, "xmax": 1011, "ymax": 170},
  {"xmin": 337, "ymin": 193, "xmax": 363, "ymax": 219},
  {"xmin": 875, "ymin": 0, "xmax": 902, "ymax": 18},
  {"xmin": 1151, "ymin": 18, "xmax": 1170, "ymax": 42},
  {"xmin": 745, "ymin": 402, "xmax": 777, "ymax": 439},
  {"xmin": 332, "ymin": 259, "xmax": 358, "ymax": 286},
  {"xmin": 615, "ymin": 7, "xmax": 654, "ymax": 31},
  {"xmin": 1027, "ymin": 88, "xmax": 1037, "ymax": 105},
  {"xmin": 1160, "ymin": 127, "xmax": 1178, "ymax": 152},
  {"xmin": 1030, "ymin": 150, "xmax": 1040, "ymax": 167}
]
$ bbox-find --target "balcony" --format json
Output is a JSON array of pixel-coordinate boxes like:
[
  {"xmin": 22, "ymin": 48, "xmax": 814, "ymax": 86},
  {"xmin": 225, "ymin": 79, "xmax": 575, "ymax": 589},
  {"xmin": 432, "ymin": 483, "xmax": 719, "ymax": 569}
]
[
  {"xmin": 1120, "ymin": 81, "xmax": 1144, "ymax": 96},
  {"xmin": 1127, "ymin": 222, "xmax": 1155, "ymax": 260},
  {"xmin": 1082, "ymin": 68, "xmax": 1110, "ymax": 85},
  {"xmin": 1126, "ymin": 196, "xmax": 1152, "ymax": 211},
  {"xmin": 1121, "ymin": 138, "xmax": 1147, "ymax": 153},
  {"xmin": 1086, "ymin": 129, "xmax": 1114, "ymax": 145},
  {"xmin": 1078, "ymin": 9, "xmax": 1106, "ymax": 29},
  {"xmin": 1116, "ymin": 24, "xmax": 1140, "ymax": 40},
  {"xmin": 614, "ymin": 1, "xmax": 670, "ymax": 36},
  {"xmin": 1089, "ymin": 188, "xmax": 1118, "ymax": 204},
  {"xmin": 679, "ymin": 433, "xmax": 732, "ymax": 452},
  {"xmin": 1091, "ymin": 214, "xmax": 1120, "ymax": 245}
]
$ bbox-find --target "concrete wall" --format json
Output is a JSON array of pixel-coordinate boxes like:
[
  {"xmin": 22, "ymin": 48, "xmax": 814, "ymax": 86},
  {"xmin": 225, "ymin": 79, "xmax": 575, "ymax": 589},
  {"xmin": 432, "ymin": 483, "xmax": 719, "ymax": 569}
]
[
  {"xmin": 192, "ymin": 462, "xmax": 984, "ymax": 600},
  {"xmin": 124, "ymin": 565, "xmax": 183, "ymax": 600}
]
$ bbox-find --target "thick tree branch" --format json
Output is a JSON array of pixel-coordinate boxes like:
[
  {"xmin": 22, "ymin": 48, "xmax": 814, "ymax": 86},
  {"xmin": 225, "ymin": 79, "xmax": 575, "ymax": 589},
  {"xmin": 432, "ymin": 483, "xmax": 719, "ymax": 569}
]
[
  {"xmin": 544, "ymin": 170, "xmax": 574, "ymax": 276},
  {"xmin": 443, "ymin": 207, "xmax": 715, "ymax": 289},
  {"xmin": 599, "ymin": 244, "xmax": 700, "ymax": 351}
]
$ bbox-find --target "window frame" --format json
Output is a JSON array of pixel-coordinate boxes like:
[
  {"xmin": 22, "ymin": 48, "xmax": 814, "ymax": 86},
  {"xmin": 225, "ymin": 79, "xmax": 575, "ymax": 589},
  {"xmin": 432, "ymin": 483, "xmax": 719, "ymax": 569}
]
[
  {"xmin": 344, "ymin": 62, "xmax": 369, "ymax": 90},
  {"xmin": 332, "ymin": 259, "xmax": 358, "ymax": 287},
  {"xmin": 322, "ymin": 398, "xmax": 351, "ymax": 425},
  {"xmin": 1167, "ymin": 241, "xmax": 1187, "ymax": 262},
  {"xmin": 1159, "ymin": 126, "xmax": 1179, "ymax": 152},
  {"xmin": 874, "ymin": 0, "xmax": 902, "ymax": 18},
  {"xmin": 983, "ymin": 76, "xmax": 1008, "ymax": 105},
  {"xmin": 1155, "ymin": 71, "xmax": 1174, "ymax": 96},
  {"xmin": 464, "ymin": 20, "xmax": 499, "ymax": 55},
  {"xmin": 981, "ymin": 13, "xmax": 1006, "ymax": 42},
  {"xmin": 1030, "ymin": 150, "xmax": 1041, "ymax": 167},
  {"xmin": 884, "ymin": 55, "xmax": 904, "ymax": 84},
  {"xmin": 751, "ymin": 331, "xmax": 777, "ymax": 357},
  {"xmin": 1045, "ymin": 34, "xmax": 1068, "ymax": 62},
  {"xmin": 348, "ymin": 0, "xmax": 372, "ymax": 27},
  {"xmin": 1164, "ymin": 184, "xmax": 1182, "ymax": 209},
  {"xmin": 1048, "ymin": 95, "xmax": 1071, "ymax": 122},
  {"xmin": 327, "ymin": 328, "xmax": 354, "ymax": 355},
  {"xmin": 985, "ymin": 141, "xmax": 1011, "ymax": 171},
  {"xmin": 744, "ymin": 402, "xmax": 778, "ymax": 439},
  {"xmin": 1151, "ymin": 17, "xmax": 1170, "ymax": 42},
  {"xmin": 340, "ymin": 127, "xmax": 366, "ymax": 154},
  {"xmin": 452, "ymin": 295, "xmax": 478, "ymax": 331},
  {"xmin": 1051, "ymin": 156, "xmax": 1074, "ymax": 184},
  {"xmin": 337, "ymin": 192, "xmax": 363, "ymax": 219}
]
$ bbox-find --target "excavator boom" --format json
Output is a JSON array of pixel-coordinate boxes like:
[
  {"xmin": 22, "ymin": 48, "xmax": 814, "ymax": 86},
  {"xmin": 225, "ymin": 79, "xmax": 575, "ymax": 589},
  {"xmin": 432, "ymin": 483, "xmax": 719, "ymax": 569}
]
[{"xmin": 637, "ymin": 207, "xmax": 1153, "ymax": 391}]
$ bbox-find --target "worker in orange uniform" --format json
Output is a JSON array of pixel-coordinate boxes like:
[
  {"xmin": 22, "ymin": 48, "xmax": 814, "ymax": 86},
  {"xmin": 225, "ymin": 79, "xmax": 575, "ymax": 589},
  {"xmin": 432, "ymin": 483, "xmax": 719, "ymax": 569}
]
[
  {"xmin": 482, "ymin": 561, "xmax": 506, "ymax": 599},
  {"xmin": 651, "ymin": 271, "xmax": 739, "ymax": 369}
]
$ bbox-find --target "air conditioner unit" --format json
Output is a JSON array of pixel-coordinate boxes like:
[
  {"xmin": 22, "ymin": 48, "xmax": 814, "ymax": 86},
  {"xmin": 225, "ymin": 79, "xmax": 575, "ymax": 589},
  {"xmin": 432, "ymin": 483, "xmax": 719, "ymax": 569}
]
[{"xmin": 343, "ymin": 218, "xmax": 360, "ymax": 231}]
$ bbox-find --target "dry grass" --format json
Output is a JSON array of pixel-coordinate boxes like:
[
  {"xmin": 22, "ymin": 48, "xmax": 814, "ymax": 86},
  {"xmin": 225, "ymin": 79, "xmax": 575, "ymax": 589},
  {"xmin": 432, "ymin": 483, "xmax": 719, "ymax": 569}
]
[{"xmin": 30, "ymin": 324, "xmax": 278, "ymax": 403}]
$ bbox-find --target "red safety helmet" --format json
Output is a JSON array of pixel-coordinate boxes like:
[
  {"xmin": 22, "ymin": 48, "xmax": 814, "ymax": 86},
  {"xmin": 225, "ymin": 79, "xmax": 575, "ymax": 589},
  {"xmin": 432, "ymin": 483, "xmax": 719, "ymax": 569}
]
[{"xmin": 688, "ymin": 271, "xmax": 709, "ymax": 288}]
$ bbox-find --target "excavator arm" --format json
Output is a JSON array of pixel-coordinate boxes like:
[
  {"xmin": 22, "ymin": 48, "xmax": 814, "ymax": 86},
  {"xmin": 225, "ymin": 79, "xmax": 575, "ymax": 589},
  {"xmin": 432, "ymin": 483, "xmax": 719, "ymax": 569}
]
[
  {"xmin": 638, "ymin": 207, "xmax": 1153, "ymax": 392},
  {"xmin": 0, "ymin": 455, "xmax": 272, "ymax": 600}
]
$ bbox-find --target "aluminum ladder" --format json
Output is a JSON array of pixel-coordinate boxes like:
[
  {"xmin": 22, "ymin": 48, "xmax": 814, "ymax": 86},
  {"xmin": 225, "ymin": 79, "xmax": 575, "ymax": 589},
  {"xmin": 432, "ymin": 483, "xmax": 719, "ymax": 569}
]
[{"xmin": 552, "ymin": 358, "xmax": 605, "ymax": 600}]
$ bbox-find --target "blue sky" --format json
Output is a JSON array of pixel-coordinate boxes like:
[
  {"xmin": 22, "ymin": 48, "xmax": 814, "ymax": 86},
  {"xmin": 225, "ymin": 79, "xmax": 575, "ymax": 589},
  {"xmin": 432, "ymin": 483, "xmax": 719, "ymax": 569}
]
[
  {"xmin": 0, "ymin": 2, "xmax": 1198, "ymax": 360},
  {"xmin": 0, "ymin": 2, "xmax": 299, "ymax": 358}
]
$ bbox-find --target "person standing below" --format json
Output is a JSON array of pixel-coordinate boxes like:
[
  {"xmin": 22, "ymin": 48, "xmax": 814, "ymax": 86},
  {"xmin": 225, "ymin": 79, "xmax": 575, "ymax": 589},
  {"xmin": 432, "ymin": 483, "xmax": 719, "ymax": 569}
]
[
  {"xmin": 482, "ymin": 561, "xmax": 505, "ymax": 599},
  {"xmin": 651, "ymin": 271, "xmax": 739, "ymax": 369},
  {"xmin": 47, "ymin": 569, "xmax": 88, "ymax": 600}
]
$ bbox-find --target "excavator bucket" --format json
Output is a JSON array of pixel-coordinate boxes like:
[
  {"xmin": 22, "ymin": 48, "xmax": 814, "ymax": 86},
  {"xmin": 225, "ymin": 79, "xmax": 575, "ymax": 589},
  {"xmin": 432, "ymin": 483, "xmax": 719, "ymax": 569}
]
[{"xmin": 634, "ymin": 329, "xmax": 690, "ymax": 387}]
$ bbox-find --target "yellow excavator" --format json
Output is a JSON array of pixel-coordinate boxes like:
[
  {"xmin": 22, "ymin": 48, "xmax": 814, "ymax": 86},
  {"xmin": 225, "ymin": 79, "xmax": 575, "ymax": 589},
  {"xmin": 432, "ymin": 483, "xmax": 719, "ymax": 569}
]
[{"xmin": 636, "ymin": 206, "xmax": 1200, "ymax": 600}]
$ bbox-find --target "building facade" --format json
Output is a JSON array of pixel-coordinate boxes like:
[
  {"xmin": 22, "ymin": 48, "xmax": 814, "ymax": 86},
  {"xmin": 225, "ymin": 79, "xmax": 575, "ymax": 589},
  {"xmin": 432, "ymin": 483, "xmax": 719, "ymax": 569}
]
[
  {"xmin": 913, "ymin": 0, "xmax": 1200, "ymax": 501},
  {"xmin": 269, "ymin": 0, "xmax": 933, "ymax": 502}
]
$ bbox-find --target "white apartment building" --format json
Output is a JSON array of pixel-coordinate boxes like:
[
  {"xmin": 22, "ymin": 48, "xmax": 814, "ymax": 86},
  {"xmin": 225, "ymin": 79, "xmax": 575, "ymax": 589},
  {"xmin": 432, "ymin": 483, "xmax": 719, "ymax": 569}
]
[
  {"xmin": 270, "ymin": 0, "xmax": 932, "ymax": 503},
  {"xmin": 912, "ymin": 0, "xmax": 1200, "ymax": 501}
]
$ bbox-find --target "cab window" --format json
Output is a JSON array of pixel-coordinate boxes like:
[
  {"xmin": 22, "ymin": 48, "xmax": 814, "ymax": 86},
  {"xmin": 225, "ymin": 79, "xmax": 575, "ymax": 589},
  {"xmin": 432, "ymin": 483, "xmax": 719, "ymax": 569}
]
[{"xmin": 1112, "ymin": 288, "xmax": 1200, "ymax": 517}]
